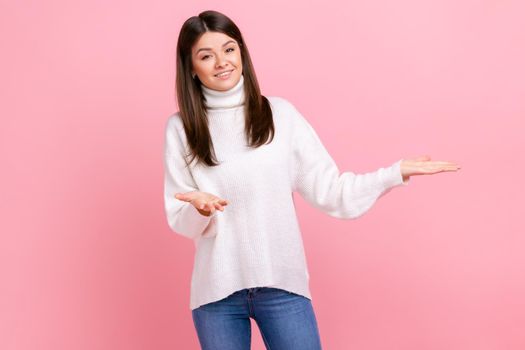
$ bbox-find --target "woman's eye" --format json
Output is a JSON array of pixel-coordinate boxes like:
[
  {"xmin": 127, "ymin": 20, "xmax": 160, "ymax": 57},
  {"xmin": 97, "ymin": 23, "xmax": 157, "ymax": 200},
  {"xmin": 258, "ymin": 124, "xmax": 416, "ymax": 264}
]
[{"xmin": 201, "ymin": 48, "xmax": 234, "ymax": 60}]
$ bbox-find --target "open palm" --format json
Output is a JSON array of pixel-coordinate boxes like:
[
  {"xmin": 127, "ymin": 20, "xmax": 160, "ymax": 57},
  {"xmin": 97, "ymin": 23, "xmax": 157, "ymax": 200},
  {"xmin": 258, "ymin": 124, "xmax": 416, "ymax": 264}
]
[
  {"xmin": 175, "ymin": 191, "xmax": 229, "ymax": 216},
  {"xmin": 400, "ymin": 155, "xmax": 461, "ymax": 181}
]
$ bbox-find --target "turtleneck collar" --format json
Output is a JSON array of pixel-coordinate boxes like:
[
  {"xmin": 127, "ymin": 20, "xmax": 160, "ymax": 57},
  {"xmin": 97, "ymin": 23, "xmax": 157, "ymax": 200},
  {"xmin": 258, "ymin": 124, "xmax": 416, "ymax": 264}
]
[{"xmin": 201, "ymin": 74, "xmax": 245, "ymax": 110}]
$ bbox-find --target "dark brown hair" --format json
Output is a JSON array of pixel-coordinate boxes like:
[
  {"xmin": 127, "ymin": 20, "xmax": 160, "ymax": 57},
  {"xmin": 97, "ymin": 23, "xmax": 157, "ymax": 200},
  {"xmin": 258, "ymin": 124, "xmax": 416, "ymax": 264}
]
[{"xmin": 175, "ymin": 10, "xmax": 275, "ymax": 167}]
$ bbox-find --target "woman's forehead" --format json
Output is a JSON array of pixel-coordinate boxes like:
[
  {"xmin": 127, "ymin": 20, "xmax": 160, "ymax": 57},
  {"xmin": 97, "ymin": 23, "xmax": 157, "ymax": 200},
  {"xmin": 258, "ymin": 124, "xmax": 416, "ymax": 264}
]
[{"xmin": 193, "ymin": 32, "xmax": 237, "ymax": 53}]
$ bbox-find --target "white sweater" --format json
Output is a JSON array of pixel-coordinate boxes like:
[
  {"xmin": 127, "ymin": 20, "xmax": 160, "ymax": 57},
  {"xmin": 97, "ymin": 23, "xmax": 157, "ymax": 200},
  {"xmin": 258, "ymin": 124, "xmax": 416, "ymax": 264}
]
[{"xmin": 163, "ymin": 74, "xmax": 410, "ymax": 310}]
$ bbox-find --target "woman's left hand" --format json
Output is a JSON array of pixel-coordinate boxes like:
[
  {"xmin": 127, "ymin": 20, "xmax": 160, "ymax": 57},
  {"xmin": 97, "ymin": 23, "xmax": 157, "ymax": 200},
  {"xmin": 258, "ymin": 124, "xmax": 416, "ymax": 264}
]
[{"xmin": 400, "ymin": 155, "xmax": 461, "ymax": 182}]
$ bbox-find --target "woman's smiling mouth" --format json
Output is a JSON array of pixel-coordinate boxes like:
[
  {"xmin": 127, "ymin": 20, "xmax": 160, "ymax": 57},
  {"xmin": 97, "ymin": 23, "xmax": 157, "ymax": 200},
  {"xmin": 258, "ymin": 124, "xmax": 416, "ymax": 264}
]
[{"xmin": 215, "ymin": 69, "xmax": 234, "ymax": 78}]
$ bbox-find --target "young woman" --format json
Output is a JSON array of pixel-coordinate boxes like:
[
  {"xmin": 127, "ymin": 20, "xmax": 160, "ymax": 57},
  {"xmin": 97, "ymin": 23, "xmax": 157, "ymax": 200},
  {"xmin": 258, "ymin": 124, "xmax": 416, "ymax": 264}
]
[{"xmin": 164, "ymin": 10, "xmax": 460, "ymax": 350}]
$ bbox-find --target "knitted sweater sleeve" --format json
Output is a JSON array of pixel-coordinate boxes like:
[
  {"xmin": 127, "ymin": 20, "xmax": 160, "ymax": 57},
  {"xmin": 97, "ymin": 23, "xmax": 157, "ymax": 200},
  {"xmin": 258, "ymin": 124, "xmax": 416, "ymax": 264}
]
[
  {"xmin": 289, "ymin": 103, "xmax": 409, "ymax": 219},
  {"xmin": 163, "ymin": 116, "xmax": 216, "ymax": 239}
]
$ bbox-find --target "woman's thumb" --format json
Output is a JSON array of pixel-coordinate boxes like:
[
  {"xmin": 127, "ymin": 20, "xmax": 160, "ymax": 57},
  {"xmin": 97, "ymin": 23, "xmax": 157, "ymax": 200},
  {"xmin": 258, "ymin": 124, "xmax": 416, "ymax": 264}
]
[{"xmin": 413, "ymin": 155, "xmax": 431, "ymax": 161}]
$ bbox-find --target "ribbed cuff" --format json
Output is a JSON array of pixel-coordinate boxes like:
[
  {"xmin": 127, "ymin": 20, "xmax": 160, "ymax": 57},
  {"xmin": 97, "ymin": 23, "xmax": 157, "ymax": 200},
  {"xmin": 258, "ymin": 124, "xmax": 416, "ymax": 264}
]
[
  {"xmin": 178, "ymin": 202, "xmax": 216, "ymax": 237},
  {"xmin": 381, "ymin": 159, "xmax": 410, "ymax": 190}
]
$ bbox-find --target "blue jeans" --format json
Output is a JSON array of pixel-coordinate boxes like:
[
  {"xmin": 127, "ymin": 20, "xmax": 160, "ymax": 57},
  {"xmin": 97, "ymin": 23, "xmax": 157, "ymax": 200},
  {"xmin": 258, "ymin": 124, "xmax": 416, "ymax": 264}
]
[{"xmin": 192, "ymin": 287, "xmax": 323, "ymax": 350}]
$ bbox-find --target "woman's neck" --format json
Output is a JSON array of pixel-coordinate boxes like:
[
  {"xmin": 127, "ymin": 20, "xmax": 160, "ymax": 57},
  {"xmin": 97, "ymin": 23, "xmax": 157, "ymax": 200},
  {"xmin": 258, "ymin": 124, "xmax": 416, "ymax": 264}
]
[{"xmin": 201, "ymin": 74, "xmax": 245, "ymax": 110}]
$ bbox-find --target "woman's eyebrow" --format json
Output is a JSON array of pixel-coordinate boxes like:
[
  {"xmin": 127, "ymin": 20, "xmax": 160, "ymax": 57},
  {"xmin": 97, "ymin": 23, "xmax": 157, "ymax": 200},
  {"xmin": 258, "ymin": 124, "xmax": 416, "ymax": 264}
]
[{"xmin": 195, "ymin": 40, "xmax": 236, "ymax": 54}]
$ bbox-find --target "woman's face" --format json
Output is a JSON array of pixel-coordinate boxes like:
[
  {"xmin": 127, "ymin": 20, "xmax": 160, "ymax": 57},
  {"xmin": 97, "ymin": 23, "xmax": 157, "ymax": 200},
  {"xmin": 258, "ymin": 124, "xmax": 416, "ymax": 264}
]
[{"xmin": 191, "ymin": 31, "xmax": 243, "ymax": 91}]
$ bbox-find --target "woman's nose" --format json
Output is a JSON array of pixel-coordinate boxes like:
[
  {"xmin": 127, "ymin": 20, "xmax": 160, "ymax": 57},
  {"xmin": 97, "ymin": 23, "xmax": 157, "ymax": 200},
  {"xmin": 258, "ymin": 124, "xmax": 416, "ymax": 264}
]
[{"xmin": 216, "ymin": 54, "xmax": 229, "ymax": 68}]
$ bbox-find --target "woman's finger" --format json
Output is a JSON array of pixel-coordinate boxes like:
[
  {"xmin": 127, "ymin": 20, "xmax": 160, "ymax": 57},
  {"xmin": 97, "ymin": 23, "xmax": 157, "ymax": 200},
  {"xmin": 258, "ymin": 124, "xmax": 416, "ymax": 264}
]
[
  {"xmin": 209, "ymin": 197, "xmax": 228, "ymax": 206},
  {"xmin": 428, "ymin": 167, "xmax": 459, "ymax": 174},
  {"xmin": 207, "ymin": 202, "xmax": 215, "ymax": 214},
  {"xmin": 426, "ymin": 161, "xmax": 460, "ymax": 166},
  {"xmin": 175, "ymin": 193, "xmax": 191, "ymax": 202},
  {"xmin": 413, "ymin": 155, "xmax": 431, "ymax": 162},
  {"xmin": 212, "ymin": 199, "xmax": 224, "ymax": 211}
]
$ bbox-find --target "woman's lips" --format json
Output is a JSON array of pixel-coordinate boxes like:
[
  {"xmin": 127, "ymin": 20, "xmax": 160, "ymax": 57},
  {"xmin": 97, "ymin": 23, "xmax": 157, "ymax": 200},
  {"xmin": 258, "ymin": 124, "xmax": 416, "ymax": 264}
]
[{"xmin": 215, "ymin": 69, "xmax": 233, "ymax": 79}]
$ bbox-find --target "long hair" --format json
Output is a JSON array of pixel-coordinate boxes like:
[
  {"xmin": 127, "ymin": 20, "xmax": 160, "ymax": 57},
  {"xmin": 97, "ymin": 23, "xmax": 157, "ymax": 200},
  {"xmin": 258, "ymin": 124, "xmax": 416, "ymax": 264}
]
[{"xmin": 175, "ymin": 10, "xmax": 275, "ymax": 167}]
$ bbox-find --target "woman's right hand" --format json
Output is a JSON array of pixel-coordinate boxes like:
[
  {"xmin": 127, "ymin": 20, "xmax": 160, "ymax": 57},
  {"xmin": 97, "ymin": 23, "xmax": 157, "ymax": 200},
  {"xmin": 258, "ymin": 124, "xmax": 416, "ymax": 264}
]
[{"xmin": 175, "ymin": 191, "xmax": 229, "ymax": 216}]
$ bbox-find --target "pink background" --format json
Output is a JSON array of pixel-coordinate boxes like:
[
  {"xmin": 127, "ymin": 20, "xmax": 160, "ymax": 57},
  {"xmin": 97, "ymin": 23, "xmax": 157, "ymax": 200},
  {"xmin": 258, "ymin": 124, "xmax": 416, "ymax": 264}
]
[{"xmin": 1, "ymin": 1, "xmax": 524, "ymax": 349}]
